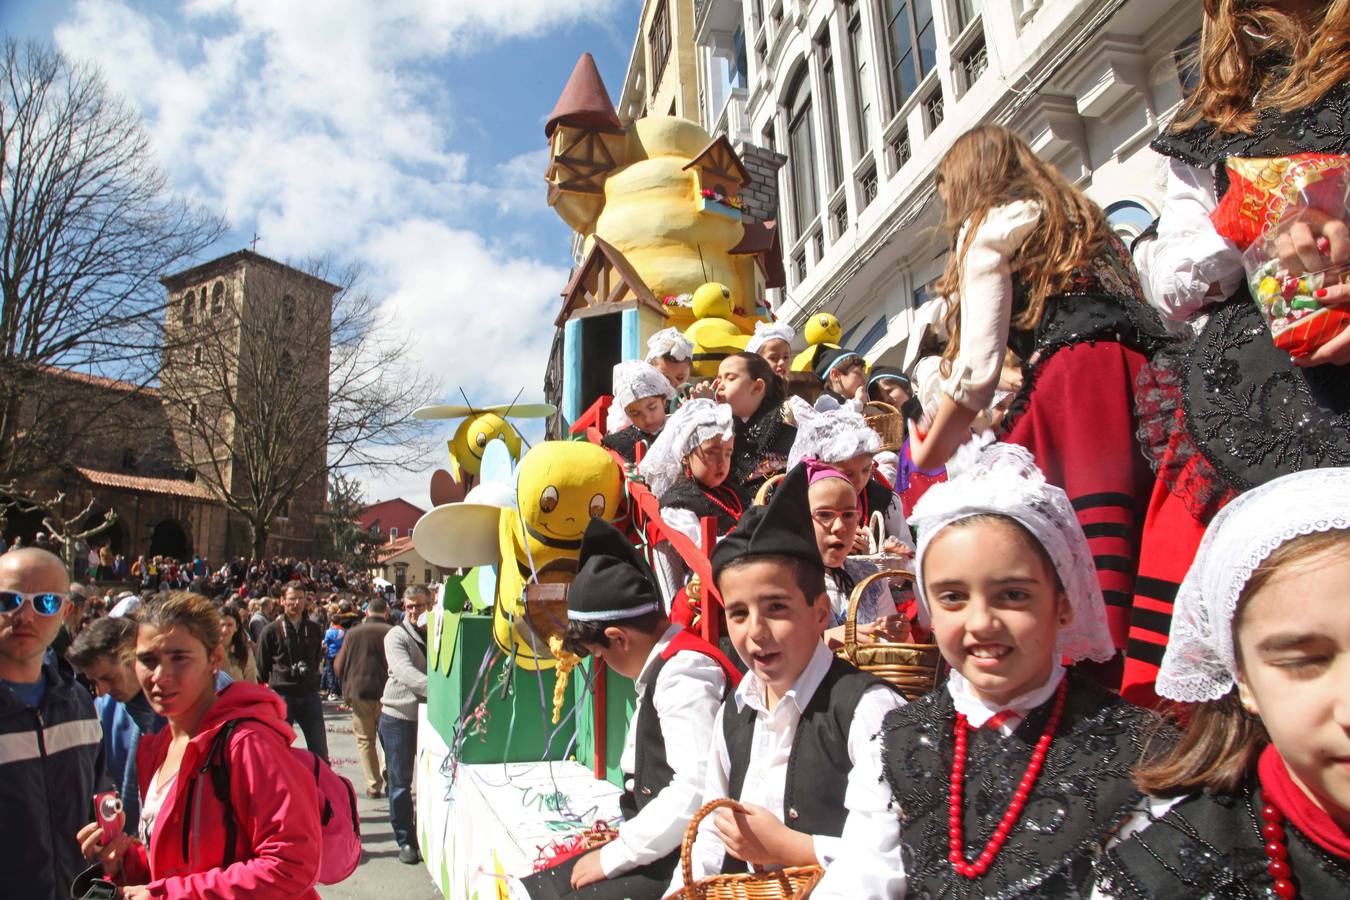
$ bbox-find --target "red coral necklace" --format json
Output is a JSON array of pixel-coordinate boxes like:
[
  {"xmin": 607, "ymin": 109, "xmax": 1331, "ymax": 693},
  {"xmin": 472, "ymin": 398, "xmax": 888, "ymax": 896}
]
[{"xmin": 947, "ymin": 678, "xmax": 1068, "ymax": 878}]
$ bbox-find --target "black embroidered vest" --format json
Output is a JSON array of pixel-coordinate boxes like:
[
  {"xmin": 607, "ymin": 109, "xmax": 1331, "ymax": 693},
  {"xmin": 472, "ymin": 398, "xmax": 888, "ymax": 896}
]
[
  {"xmin": 719, "ymin": 656, "xmax": 890, "ymax": 875},
  {"xmin": 1140, "ymin": 79, "xmax": 1350, "ymax": 505},
  {"xmin": 730, "ymin": 400, "xmax": 796, "ymax": 500},
  {"xmin": 659, "ymin": 478, "xmax": 743, "ymax": 535},
  {"xmin": 881, "ymin": 670, "xmax": 1161, "ymax": 899},
  {"xmin": 601, "ymin": 425, "xmax": 658, "ymax": 466},
  {"xmin": 1095, "ymin": 778, "xmax": 1350, "ymax": 898}
]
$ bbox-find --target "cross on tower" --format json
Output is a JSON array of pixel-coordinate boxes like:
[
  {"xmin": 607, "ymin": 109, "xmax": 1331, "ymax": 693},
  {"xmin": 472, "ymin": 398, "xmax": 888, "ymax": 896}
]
[{"xmin": 250, "ymin": 232, "xmax": 261, "ymax": 252}]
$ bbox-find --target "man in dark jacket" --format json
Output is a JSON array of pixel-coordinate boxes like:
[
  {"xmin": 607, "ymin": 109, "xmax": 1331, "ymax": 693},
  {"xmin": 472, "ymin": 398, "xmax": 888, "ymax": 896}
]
[
  {"xmin": 0, "ymin": 548, "xmax": 105, "ymax": 900},
  {"xmin": 256, "ymin": 582, "xmax": 328, "ymax": 761},
  {"xmin": 333, "ymin": 596, "xmax": 392, "ymax": 797}
]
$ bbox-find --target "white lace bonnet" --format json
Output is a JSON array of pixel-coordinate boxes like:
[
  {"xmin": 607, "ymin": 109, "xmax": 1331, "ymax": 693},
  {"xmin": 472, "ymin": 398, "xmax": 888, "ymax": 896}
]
[
  {"xmin": 612, "ymin": 360, "xmax": 675, "ymax": 411},
  {"xmin": 1156, "ymin": 468, "xmax": 1350, "ymax": 703},
  {"xmin": 645, "ymin": 327, "xmax": 694, "ymax": 363},
  {"xmin": 786, "ymin": 395, "xmax": 881, "ymax": 471},
  {"xmin": 909, "ymin": 443, "xmax": 1116, "ymax": 664},
  {"xmin": 745, "ymin": 321, "xmax": 795, "ymax": 354},
  {"xmin": 636, "ymin": 398, "xmax": 735, "ymax": 496}
]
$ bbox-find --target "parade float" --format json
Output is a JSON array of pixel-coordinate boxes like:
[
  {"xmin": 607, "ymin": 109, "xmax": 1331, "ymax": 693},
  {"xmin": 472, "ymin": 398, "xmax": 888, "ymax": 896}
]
[{"xmin": 407, "ymin": 51, "xmax": 787, "ymax": 899}]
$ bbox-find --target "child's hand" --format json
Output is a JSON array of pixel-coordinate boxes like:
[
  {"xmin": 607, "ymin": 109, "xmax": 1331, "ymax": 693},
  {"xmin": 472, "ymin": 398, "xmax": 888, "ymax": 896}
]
[
  {"xmin": 881, "ymin": 536, "xmax": 913, "ymax": 558},
  {"xmin": 714, "ymin": 803, "xmax": 815, "ymax": 867},
  {"xmin": 77, "ymin": 820, "xmax": 131, "ymax": 876},
  {"xmin": 569, "ymin": 847, "xmax": 606, "ymax": 889}
]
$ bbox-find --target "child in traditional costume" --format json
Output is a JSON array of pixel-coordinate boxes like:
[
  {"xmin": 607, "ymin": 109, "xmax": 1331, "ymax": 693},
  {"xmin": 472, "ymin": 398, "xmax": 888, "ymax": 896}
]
[
  {"xmin": 1095, "ymin": 469, "xmax": 1350, "ymax": 898},
  {"xmin": 745, "ymin": 321, "xmax": 795, "ymax": 379},
  {"xmin": 1123, "ymin": 1, "xmax": 1349, "ymax": 704},
  {"xmin": 815, "ymin": 444, "xmax": 1163, "ymax": 898},
  {"xmin": 814, "ymin": 348, "xmax": 869, "ymax": 405},
  {"xmin": 602, "ymin": 360, "xmax": 676, "ymax": 465},
  {"xmin": 866, "ymin": 366, "xmax": 912, "ymax": 410},
  {"xmin": 668, "ymin": 465, "xmax": 904, "ymax": 892},
  {"xmin": 638, "ymin": 399, "xmax": 742, "ymax": 600},
  {"xmin": 715, "ymin": 352, "xmax": 796, "ymax": 501},
  {"xmin": 645, "ymin": 327, "xmax": 695, "ymax": 394},
  {"xmin": 515, "ymin": 517, "xmax": 740, "ymax": 900},
  {"xmin": 789, "ymin": 397, "xmax": 914, "ymax": 554},
  {"xmin": 907, "ymin": 125, "xmax": 1170, "ymax": 674}
]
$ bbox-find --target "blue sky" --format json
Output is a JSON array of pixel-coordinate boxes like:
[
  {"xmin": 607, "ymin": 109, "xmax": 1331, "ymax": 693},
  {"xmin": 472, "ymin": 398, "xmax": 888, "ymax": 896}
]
[{"xmin": 3, "ymin": 0, "xmax": 642, "ymax": 508}]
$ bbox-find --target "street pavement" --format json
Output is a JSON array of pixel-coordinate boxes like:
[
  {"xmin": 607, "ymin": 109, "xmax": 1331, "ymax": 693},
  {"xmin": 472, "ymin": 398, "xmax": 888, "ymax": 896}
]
[{"xmin": 301, "ymin": 699, "xmax": 443, "ymax": 900}]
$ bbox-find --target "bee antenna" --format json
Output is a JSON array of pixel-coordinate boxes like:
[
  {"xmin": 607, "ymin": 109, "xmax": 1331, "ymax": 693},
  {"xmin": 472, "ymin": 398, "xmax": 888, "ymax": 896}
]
[{"xmin": 697, "ymin": 244, "xmax": 709, "ymax": 283}]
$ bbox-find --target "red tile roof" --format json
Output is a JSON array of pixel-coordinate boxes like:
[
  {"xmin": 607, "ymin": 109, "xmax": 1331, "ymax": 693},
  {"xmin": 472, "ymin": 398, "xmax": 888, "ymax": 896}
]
[
  {"xmin": 374, "ymin": 535, "xmax": 416, "ymax": 564},
  {"xmin": 74, "ymin": 467, "xmax": 217, "ymax": 501},
  {"xmin": 41, "ymin": 366, "xmax": 160, "ymax": 396}
]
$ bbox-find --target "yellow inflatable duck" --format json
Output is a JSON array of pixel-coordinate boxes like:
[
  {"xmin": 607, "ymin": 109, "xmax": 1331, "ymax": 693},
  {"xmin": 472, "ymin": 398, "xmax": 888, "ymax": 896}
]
[
  {"xmin": 683, "ymin": 282, "xmax": 751, "ymax": 378},
  {"xmin": 494, "ymin": 441, "xmax": 623, "ymax": 670},
  {"xmin": 791, "ymin": 312, "xmax": 843, "ymax": 373}
]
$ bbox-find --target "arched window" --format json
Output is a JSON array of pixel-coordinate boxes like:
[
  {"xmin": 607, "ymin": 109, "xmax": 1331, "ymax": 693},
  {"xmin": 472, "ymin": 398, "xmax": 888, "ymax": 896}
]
[
  {"xmin": 182, "ymin": 290, "xmax": 195, "ymax": 324},
  {"xmin": 193, "ymin": 345, "xmax": 202, "ymax": 366},
  {"xmin": 279, "ymin": 350, "xmax": 294, "ymax": 380},
  {"xmin": 212, "ymin": 281, "xmax": 225, "ymax": 313},
  {"xmin": 786, "ymin": 67, "xmax": 819, "ymax": 237},
  {"xmin": 282, "ymin": 294, "xmax": 296, "ymax": 324},
  {"xmin": 1105, "ymin": 200, "xmax": 1156, "ymax": 242}
]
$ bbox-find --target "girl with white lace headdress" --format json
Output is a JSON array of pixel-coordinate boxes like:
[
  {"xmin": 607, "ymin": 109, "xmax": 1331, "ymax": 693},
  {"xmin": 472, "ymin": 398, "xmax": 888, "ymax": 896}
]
[
  {"xmin": 637, "ymin": 399, "xmax": 740, "ymax": 601},
  {"xmin": 788, "ymin": 396, "xmax": 914, "ymax": 554},
  {"xmin": 744, "ymin": 320, "xmax": 794, "ymax": 378},
  {"xmin": 814, "ymin": 444, "xmax": 1167, "ymax": 899},
  {"xmin": 644, "ymin": 327, "xmax": 694, "ymax": 394},
  {"xmin": 601, "ymin": 359, "xmax": 676, "ymax": 465},
  {"xmin": 1095, "ymin": 468, "xmax": 1350, "ymax": 898}
]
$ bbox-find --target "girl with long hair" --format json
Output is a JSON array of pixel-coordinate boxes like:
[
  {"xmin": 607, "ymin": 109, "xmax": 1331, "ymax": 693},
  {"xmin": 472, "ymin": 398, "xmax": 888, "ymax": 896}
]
[
  {"xmin": 218, "ymin": 606, "xmax": 258, "ymax": 683},
  {"xmin": 1124, "ymin": 0, "xmax": 1349, "ymax": 704},
  {"xmin": 76, "ymin": 592, "xmax": 322, "ymax": 898},
  {"xmin": 1096, "ymin": 469, "xmax": 1350, "ymax": 896},
  {"xmin": 908, "ymin": 124, "xmax": 1169, "ymax": 671}
]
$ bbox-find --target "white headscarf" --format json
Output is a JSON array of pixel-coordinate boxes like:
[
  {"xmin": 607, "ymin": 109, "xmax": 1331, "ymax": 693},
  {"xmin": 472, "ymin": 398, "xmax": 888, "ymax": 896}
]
[
  {"xmin": 909, "ymin": 443, "xmax": 1115, "ymax": 664},
  {"xmin": 1157, "ymin": 468, "xmax": 1350, "ymax": 704},
  {"xmin": 745, "ymin": 321, "xmax": 795, "ymax": 354},
  {"xmin": 637, "ymin": 398, "xmax": 735, "ymax": 496},
  {"xmin": 609, "ymin": 360, "xmax": 676, "ymax": 433},
  {"xmin": 786, "ymin": 395, "xmax": 881, "ymax": 471},
  {"xmin": 644, "ymin": 327, "xmax": 693, "ymax": 363}
]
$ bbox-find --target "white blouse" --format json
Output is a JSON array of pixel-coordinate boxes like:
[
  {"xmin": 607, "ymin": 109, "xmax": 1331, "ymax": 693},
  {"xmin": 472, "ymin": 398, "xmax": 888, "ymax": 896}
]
[{"xmin": 139, "ymin": 764, "xmax": 176, "ymax": 846}]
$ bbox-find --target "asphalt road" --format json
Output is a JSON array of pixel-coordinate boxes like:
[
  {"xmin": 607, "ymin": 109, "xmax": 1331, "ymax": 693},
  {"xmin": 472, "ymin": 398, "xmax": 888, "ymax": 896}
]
[{"xmin": 305, "ymin": 699, "xmax": 443, "ymax": 900}]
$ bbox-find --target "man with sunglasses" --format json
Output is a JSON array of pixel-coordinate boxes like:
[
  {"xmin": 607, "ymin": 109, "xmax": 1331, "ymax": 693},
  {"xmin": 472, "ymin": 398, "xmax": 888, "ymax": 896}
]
[{"xmin": 0, "ymin": 548, "xmax": 106, "ymax": 900}]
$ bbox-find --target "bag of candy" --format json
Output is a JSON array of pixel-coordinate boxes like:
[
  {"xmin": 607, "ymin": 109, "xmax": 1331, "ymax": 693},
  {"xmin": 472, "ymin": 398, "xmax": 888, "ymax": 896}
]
[{"xmin": 1241, "ymin": 157, "xmax": 1350, "ymax": 358}]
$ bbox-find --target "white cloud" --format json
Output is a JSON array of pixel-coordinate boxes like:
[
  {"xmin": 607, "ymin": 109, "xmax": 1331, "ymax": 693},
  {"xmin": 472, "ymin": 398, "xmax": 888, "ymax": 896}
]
[{"xmin": 49, "ymin": 0, "xmax": 608, "ymax": 505}]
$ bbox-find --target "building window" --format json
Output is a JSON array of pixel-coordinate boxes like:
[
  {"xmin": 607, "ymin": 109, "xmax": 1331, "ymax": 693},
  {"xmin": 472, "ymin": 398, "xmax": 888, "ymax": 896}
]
[
  {"xmin": 121, "ymin": 448, "xmax": 137, "ymax": 470},
  {"xmin": 883, "ymin": 0, "xmax": 938, "ymax": 110},
  {"xmin": 277, "ymin": 499, "xmax": 291, "ymax": 521},
  {"xmin": 914, "ymin": 274, "xmax": 940, "ymax": 307},
  {"xmin": 282, "ymin": 294, "xmax": 296, "ymax": 324},
  {"xmin": 923, "ymin": 85, "xmax": 945, "ymax": 132},
  {"xmin": 390, "ymin": 526, "xmax": 398, "ymax": 539},
  {"xmin": 786, "ymin": 68, "xmax": 820, "ymax": 236},
  {"xmin": 650, "ymin": 0, "xmax": 671, "ymax": 89},
  {"xmin": 855, "ymin": 316, "xmax": 890, "ymax": 355},
  {"xmin": 424, "ymin": 568, "xmax": 432, "ymax": 584},
  {"xmin": 182, "ymin": 290, "xmax": 195, "ymax": 324},
  {"xmin": 812, "ymin": 229, "xmax": 825, "ymax": 264},
  {"xmin": 792, "ymin": 251, "xmax": 807, "ymax": 285},
  {"xmin": 891, "ymin": 127, "xmax": 912, "ymax": 171},
  {"xmin": 959, "ymin": 35, "xmax": 988, "ymax": 92},
  {"xmin": 832, "ymin": 201, "xmax": 849, "ymax": 240},
  {"xmin": 212, "ymin": 281, "xmax": 225, "ymax": 313},
  {"xmin": 193, "ymin": 345, "xmax": 202, "ymax": 366},
  {"xmin": 188, "ymin": 402, "xmax": 198, "ymax": 425},
  {"xmin": 279, "ymin": 350, "xmax": 294, "ymax": 380},
  {"xmin": 953, "ymin": 0, "xmax": 982, "ymax": 30},
  {"xmin": 859, "ymin": 164, "xmax": 879, "ymax": 209},
  {"xmin": 818, "ymin": 33, "xmax": 845, "ymax": 191},
  {"xmin": 847, "ymin": 10, "xmax": 875, "ymax": 159}
]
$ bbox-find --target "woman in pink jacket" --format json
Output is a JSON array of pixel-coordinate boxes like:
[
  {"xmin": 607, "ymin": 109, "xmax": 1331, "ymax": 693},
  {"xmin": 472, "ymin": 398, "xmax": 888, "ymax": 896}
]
[{"xmin": 78, "ymin": 592, "xmax": 322, "ymax": 899}]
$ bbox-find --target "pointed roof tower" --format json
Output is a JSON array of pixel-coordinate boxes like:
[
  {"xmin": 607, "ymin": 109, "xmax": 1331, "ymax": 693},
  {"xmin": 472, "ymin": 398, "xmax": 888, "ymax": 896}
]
[{"xmin": 545, "ymin": 52, "xmax": 622, "ymax": 139}]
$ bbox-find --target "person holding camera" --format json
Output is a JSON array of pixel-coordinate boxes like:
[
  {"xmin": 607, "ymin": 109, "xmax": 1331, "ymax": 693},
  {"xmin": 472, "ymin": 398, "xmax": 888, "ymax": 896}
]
[{"xmin": 256, "ymin": 583, "xmax": 328, "ymax": 762}]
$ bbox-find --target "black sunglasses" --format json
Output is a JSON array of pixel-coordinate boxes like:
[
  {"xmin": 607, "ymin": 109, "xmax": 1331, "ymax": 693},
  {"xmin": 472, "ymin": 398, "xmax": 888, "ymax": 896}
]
[{"xmin": 0, "ymin": 590, "xmax": 65, "ymax": 617}]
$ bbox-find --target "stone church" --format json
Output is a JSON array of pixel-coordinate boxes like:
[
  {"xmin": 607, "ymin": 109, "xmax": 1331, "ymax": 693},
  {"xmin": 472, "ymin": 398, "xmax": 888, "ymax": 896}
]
[{"xmin": 2, "ymin": 250, "xmax": 333, "ymax": 564}]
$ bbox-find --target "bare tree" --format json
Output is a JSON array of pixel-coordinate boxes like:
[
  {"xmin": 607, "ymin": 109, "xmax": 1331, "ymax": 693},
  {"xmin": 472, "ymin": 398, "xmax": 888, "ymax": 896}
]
[
  {"xmin": 0, "ymin": 39, "xmax": 225, "ymax": 484},
  {"xmin": 315, "ymin": 470, "xmax": 379, "ymax": 572},
  {"xmin": 159, "ymin": 256, "xmax": 434, "ymax": 559}
]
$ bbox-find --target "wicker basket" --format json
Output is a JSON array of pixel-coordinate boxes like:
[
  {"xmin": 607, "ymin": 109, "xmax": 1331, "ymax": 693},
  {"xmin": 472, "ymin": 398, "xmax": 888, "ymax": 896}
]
[
  {"xmin": 665, "ymin": 799, "xmax": 823, "ymax": 900},
  {"xmin": 836, "ymin": 569, "xmax": 941, "ymax": 701},
  {"xmin": 863, "ymin": 401, "xmax": 905, "ymax": 451}
]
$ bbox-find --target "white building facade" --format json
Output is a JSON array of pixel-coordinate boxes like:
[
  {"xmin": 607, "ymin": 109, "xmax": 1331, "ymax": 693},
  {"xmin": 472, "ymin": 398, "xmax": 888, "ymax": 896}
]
[{"xmin": 694, "ymin": 0, "xmax": 1202, "ymax": 367}]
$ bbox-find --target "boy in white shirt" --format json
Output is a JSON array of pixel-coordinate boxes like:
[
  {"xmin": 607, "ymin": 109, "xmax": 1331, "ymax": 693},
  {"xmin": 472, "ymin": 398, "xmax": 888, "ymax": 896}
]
[{"xmin": 669, "ymin": 464, "xmax": 904, "ymax": 892}]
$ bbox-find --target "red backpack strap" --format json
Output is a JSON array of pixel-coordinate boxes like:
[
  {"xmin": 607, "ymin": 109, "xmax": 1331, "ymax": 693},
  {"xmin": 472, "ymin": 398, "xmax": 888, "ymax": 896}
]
[{"xmin": 661, "ymin": 628, "xmax": 743, "ymax": 689}]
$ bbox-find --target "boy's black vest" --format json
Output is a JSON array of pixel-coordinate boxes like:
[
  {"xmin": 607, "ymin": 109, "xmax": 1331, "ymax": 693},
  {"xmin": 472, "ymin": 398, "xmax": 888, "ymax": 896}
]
[
  {"xmin": 619, "ymin": 630, "xmax": 740, "ymax": 821},
  {"xmin": 1095, "ymin": 778, "xmax": 1350, "ymax": 899},
  {"xmin": 719, "ymin": 656, "xmax": 890, "ymax": 874},
  {"xmin": 882, "ymin": 670, "xmax": 1160, "ymax": 898}
]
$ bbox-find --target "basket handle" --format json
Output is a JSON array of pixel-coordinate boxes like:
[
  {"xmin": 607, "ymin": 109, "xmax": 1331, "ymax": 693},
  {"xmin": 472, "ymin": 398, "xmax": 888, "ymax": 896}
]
[
  {"xmin": 753, "ymin": 473, "xmax": 785, "ymax": 506},
  {"xmin": 680, "ymin": 797, "xmax": 752, "ymax": 892},
  {"xmin": 863, "ymin": 401, "xmax": 899, "ymax": 416},
  {"xmin": 844, "ymin": 566, "xmax": 917, "ymax": 654},
  {"xmin": 865, "ymin": 510, "xmax": 887, "ymax": 555}
]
